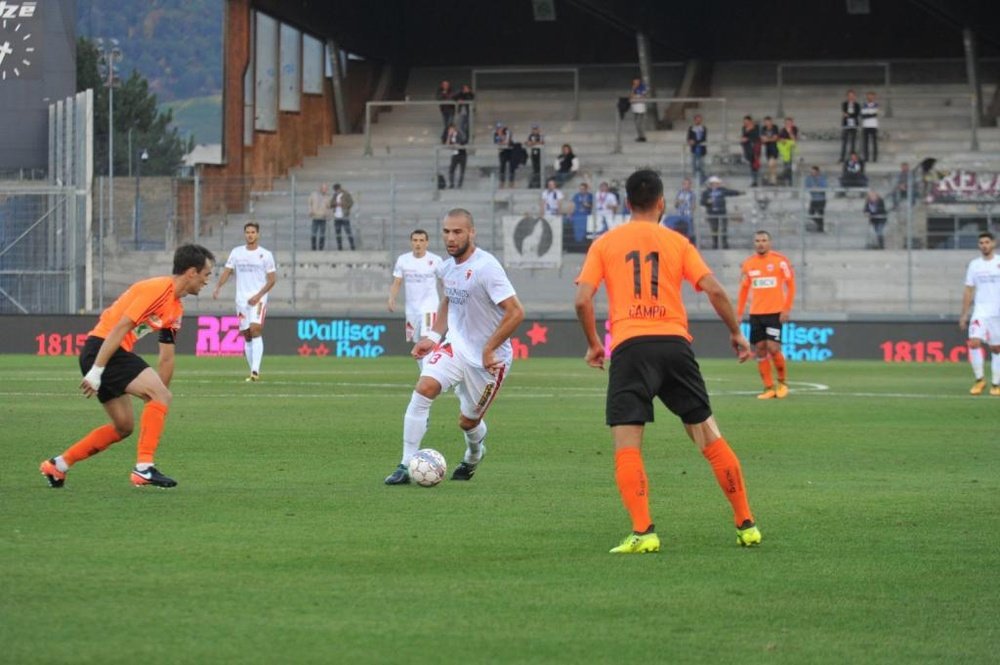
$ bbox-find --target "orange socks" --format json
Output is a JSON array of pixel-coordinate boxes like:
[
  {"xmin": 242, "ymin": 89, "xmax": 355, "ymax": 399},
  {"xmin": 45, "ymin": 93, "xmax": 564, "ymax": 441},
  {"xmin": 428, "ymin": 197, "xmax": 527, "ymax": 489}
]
[
  {"xmin": 136, "ymin": 401, "xmax": 169, "ymax": 465},
  {"xmin": 757, "ymin": 356, "xmax": 774, "ymax": 388},
  {"xmin": 62, "ymin": 424, "xmax": 123, "ymax": 466},
  {"xmin": 771, "ymin": 350, "xmax": 787, "ymax": 382},
  {"xmin": 614, "ymin": 447, "xmax": 652, "ymax": 533},
  {"xmin": 702, "ymin": 437, "xmax": 754, "ymax": 527}
]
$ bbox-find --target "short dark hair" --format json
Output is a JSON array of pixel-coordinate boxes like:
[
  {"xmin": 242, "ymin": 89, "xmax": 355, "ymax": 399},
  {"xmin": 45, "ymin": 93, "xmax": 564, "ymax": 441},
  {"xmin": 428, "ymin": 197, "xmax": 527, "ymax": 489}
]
[
  {"xmin": 411, "ymin": 229, "xmax": 429, "ymax": 240},
  {"xmin": 173, "ymin": 244, "xmax": 215, "ymax": 275},
  {"xmin": 979, "ymin": 231, "xmax": 995, "ymax": 241},
  {"xmin": 755, "ymin": 230, "xmax": 772, "ymax": 239},
  {"xmin": 244, "ymin": 221, "xmax": 259, "ymax": 232},
  {"xmin": 625, "ymin": 169, "xmax": 663, "ymax": 212}
]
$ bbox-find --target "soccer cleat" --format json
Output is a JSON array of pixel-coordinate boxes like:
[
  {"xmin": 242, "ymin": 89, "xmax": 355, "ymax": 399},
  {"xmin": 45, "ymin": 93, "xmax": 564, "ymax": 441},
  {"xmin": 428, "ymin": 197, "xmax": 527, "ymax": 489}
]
[
  {"xmin": 40, "ymin": 458, "xmax": 66, "ymax": 488},
  {"xmin": 384, "ymin": 464, "xmax": 411, "ymax": 485},
  {"xmin": 130, "ymin": 466, "xmax": 177, "ymax": 488},
  {"xmin": 775, "ymin": 382, "xmax": 789, "ymax": 399},
  {"xmin": 970, "ymin": 378, "xmax": 986, "ymax": 395},
  {"xmin": 452, "ymin": 442, "xmax": 486, "ymax": 481},
  {"xmin": 991, "ymin": 385, "xmax": 1000, "ymax": 397},
  {"xmin": 757, "ymin": 388, "xmax": 776, "ymax": 400},
  {"xmin": 246, "ymin": 372, "xmax": 260, "ymax": 383},
  {"xmin": 736, "ymin": 520, "xmax": 762, "ymax": 547},
  {"xmin": 609, "ymin": 531, "xmax": 661, "ymax": 554}
]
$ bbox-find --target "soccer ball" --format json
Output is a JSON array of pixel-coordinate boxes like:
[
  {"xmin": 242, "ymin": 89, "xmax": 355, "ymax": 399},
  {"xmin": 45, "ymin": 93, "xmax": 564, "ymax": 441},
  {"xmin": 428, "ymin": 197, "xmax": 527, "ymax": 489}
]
[{"xmin": 408, "ymin": 448, "xmax": 447, "ymax": 487}]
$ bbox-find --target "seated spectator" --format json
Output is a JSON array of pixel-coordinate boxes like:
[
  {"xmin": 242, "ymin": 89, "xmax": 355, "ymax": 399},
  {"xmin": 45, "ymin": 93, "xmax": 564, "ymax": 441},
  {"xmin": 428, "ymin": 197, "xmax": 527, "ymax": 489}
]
[
  {"xmin": 553, "ymin": 144, "xmax": 579, "ymax": 186},
  {"xmin": 840, "ymin": 152, "xmax": 868, "ymax": 189}
]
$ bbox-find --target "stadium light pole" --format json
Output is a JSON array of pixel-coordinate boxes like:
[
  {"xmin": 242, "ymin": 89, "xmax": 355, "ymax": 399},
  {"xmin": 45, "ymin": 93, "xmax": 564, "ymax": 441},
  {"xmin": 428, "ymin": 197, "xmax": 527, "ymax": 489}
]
[
  {"xmin": 96, "ymin": 38, "xmax": 123, "ymax": 238},
  {"xmin": 134, "ymin": 148, "xmax": 149, "ymax": 249}
]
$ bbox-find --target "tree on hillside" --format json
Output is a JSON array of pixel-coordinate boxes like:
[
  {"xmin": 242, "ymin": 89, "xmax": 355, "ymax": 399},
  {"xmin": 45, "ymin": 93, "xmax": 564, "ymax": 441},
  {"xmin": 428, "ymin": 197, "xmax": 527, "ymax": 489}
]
[{"xmin": 77, "ymin": 38, "xmax": 194, "ymax": 177}]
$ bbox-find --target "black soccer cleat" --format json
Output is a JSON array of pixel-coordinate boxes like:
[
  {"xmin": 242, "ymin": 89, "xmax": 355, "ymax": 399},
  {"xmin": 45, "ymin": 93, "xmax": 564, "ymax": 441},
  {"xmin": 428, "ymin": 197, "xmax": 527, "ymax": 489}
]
[
  {"xmin": 384, "ymin": 464, "xmax": 411, "ymax": 485},
  {"xmin": 451, "ymin": 461, "xmax": 478, "ymax": 481},
  {"xmin": 130, "ymin": 466, "xmax": 178, "ymax": 488}
]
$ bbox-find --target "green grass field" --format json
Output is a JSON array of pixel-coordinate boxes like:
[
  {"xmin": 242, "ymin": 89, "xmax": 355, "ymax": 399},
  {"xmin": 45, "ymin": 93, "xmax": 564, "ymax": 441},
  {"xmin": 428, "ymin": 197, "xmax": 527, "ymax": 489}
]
[{"xmin": 1, "ymin": 355, "xmax": 998, "ymax": 664}]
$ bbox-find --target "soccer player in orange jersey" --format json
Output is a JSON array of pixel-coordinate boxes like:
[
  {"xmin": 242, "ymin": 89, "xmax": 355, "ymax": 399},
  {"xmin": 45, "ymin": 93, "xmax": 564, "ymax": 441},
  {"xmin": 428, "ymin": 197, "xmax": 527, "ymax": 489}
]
[
  {"xmin": 737, "ymin": 230, "xmax": 796, "ymax": 399},
  {"xmin": 575, "ymin": 169, "xmax": 761, "ymax": 554},
  {"xmin": 39, "ymin": 245, "xmax": 215, "ymax": 489}
]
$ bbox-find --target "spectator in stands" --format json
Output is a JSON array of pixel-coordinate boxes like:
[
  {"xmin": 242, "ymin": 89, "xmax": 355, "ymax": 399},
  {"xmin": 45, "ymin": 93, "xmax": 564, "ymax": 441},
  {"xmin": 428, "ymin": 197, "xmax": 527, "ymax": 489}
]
[
  {"xmin": 494, "ymin": 121, "xmax": 515, "ymax": 189},
  {"xmin": 740, "ymin": 115, "xmax": 761, "ymax": 187},
  {"xmin": 308, "ymin": 183, "xmax": 331, "ymax": 250},
  {"xmin": 595, "ymin": 181, "xmax": 619, "ymax": 235},
  {"xmin": 526, "ymin": 124, "xmax": 544, "ymax": 189},
  {"xmin": 777, "ymin": 117, "xmax": 799, "ymax": 186},
  {"xmin": 454, "ymin": 84, "xmax": 475, "ymax": 139},
  {"xmin": 804, "ymin": 166, "xmax": 828, "ymax": 233},
  {"xmin": 701, "ymin": 175, "xmax": 742, "ymax": 250},
  {"xmin": 437, "ymin": 80, "xmax": 455, "ymax": 139},
  {"xmin": 445, "ymin": 123, "xmax": 467, "ymax": 189},
  {"xmin": 687, "ymin": 114, "xmax": 708, "ymax": 185},
  {"xmin": 840, "ymin": 89, "xmax": 861, "ymax": 162},
  {"xmin": 840, "ymin": 151, "xmax": 868, "ymax": 189},
  {"xmin": 629, "ymin": 77, "xmax": 649, "ymax": 142},
  {"xmin": 664, "ymin": 177, "xmax": 697, "ymax": 243},
  {"xmin": 553, "ymin": 144, "xmax": 579, "ymax": 186},
  {"xmin": 331, "ymin": 183, "xmax": 355, "ymax": 251},
  {"xmin": 759, "ymin": 116, "xmax": 780, "ymax": 186},
  {"xmin": 864, "ymin": 189, "xmax": 888, "ymax": 249},
  {"xmin": 540, "ymin": 178, "xmax": 564, "ymax": 217},
  {"xmin": 861, "ymin": 91, "xmax": 879, "ymax": 163},
  {"xmin": 570, "ymin": 182, "xmax": 594, "ymax": 244},
  {"xmin": 890, "ymin": 162, "xmax": 916, "ymax": 210}
]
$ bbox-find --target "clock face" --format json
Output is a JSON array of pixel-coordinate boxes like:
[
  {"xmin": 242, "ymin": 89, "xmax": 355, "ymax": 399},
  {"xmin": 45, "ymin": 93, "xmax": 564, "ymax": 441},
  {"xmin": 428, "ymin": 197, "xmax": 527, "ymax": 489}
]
[{"xmin": 0, "ymin": 16, "xmax": 37, "ymax": 82}]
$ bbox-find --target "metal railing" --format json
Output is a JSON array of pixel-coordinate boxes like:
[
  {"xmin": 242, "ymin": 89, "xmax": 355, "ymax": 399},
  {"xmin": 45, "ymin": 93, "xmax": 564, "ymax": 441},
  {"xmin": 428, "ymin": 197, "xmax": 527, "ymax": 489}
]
[
  {"xmin": 614, "ymin": 97, "xmax": 729, "ymax": 153},
  {"xmin": 432, "ymin": 144, "xmax": 549, "ymax": 197},
  {"xmin": 776, "ymin": 60, "xmax": 893, "ymax": 117},
  {"xmin": 363, "ymin": 100, "xmax": 477, "ymax": 156},
  {"xmin": 471, "ymin": 66, "xmax": 580, "ymax": 120}
]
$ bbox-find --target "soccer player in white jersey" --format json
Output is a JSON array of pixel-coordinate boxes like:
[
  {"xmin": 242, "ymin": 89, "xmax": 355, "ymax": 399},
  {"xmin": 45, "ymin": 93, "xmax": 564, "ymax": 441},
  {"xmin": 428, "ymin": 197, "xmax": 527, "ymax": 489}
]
[
  {"xmin": 959, "ymin": 231, "xmax": 1000, "ymax": 395},
  {"xmin": 385, "ymin": 209, "xmax": 525, "ymax": 485},
  {"xmin": 387, "ymin": 229, "xmax": 443, "ymax": 361},
  {"xmin": 212, "ymin": 222, "xmax": 277, "ymax": 382}
]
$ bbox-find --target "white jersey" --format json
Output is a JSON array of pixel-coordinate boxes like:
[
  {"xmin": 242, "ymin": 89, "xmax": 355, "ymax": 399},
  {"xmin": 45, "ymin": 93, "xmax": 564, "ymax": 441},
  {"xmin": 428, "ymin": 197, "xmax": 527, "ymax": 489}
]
[
  {"xmin": 542, "ymin": 189, "xmax": 564, "ymax": 215},
  {"xmin": 438, "ymin": 247, "xmax": 517, "ymax": 367},
  {"xmin": 393, "ymin": 251, "xmax": 442, "ymax": 317},
  {"xmin": 965, "ymin": 254, "xmax": 1000, "ymax": 318},
  {"xmin": 596, "ymin": 191, "xmax": 619, "ymax": 215},
  {"xmin": 225, "ymin": 245, "xmax": 277, "ymax": 306}
]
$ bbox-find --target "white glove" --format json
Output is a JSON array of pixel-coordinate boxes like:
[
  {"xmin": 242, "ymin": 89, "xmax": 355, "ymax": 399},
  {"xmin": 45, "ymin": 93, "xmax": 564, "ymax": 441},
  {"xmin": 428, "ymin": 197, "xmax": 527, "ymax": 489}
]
[{"xmin": 83, "ymin": 365, "xmax": 105, "ymax": 391}]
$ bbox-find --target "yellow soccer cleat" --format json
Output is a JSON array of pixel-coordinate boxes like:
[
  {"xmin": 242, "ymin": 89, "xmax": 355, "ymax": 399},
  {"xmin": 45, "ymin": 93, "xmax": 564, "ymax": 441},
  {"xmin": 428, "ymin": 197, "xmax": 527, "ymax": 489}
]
[
  {"xmin": 990, "ymin": 385, "xmax": 1000, "ymax": 397},
  {"xmin": 775, "ymin": 382, "xmax": 789, "ymax": 399},
  {"xmin": 245, "ymin": 371, "xmax": 260, "ymax": 383},
  {"xmin": 736, "ymin": 520, "xmax": 762, "ymax": 547},
  {"xmin": 970, "ymin": 378, "xmax": 986, "ymax": 395},
  {"xmin": 609, "ymin": 532, "xmax": 661, "ymax": 554},
  {"xmin": 757, "ymin": 388, "xmax": 776, "ymax": 400}
]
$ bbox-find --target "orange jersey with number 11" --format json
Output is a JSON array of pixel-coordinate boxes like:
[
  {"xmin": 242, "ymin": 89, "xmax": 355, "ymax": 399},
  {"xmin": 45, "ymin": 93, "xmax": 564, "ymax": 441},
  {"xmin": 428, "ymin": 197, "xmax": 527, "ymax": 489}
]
[{"xmin": 577, "ymin": 222, "xmax": 712, "ymax": 351}]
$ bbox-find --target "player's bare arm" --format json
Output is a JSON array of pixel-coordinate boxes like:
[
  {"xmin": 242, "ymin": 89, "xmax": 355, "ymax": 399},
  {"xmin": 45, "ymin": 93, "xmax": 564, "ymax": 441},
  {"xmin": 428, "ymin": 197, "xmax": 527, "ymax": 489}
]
[
  {"xmin": 574, "ymin": 282, "xmax": 605, "ymax": 370},
  {"xmin": 81, "ymin": 315, "xmax": 135, "ymax": 397},
  {"xmin": 482, "ymin": 295, "xmax": 525, "ymax": 370},
  {"xmin": 413, "ymin": 296, "xmax": 449, "ymax": 359},
  {"xmin": 212, "ymin": 267, "xmax": 234, "ymax": 299},
  {"xmin": 387, "ymin": 277, "xmax": 403, "ymax": 311},
  {"xmin": 959, "ymin": 285, "xmax": 975, "ymax": 330},
  {"xmin": 249, "ymin": 271, "xmax": 277, "ymax": 306},
  {"xmin": 698, "ymin": 274, "xmax": 752, "ymax": 362},
  {"xmin": 157, "ymin": 341, "xmax": 176, "ymax": 388}
]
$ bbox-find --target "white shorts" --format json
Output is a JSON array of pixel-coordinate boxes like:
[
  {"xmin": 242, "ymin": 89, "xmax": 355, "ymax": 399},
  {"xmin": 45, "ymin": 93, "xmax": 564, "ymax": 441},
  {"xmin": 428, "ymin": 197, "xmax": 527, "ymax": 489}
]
[
  {"xmin": 968, "ymin": 315, "xmax": 1000, "ymax": 344},
  {"xmin": 405, "ymin": 311, "xmax": 438, "ymax": 342},
  {"xmin": 420, "ymin": 343, "xmax": 510, "ymax": 420},
  {"xmin": 236, "ymin": 301, "xmax": 267, "ymax": 331}
]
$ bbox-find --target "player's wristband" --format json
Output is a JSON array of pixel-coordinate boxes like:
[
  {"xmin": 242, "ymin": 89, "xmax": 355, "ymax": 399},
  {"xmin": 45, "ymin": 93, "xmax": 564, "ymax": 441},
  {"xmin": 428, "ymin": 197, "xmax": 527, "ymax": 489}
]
[
  {"xmin": 85, "ymin": 365, "xmax": 105, "ymax": 389},
  {"xmin": 424, "ymin": 330, "xmax": 442, "ymax": 344}
]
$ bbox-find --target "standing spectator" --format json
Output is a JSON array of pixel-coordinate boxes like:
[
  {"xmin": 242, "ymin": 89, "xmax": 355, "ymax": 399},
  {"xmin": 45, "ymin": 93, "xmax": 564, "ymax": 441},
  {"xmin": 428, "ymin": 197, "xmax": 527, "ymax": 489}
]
[
  {"xmin": 629, "ymin": 77, "xmax": 649, "ymax": 142},
  {"xmin": 890, "ymin": 161, "xmax": 915, "ymax": 210},
  {"xmin": 687, "ymin": 114, "xmax": 708, "ymax": 185},
  {"xmin": 570, "ymin": 182, "xmax": 594, "ymax": 245},
  {"xmin": 701, "ymin": 176, "xmax": 742, "ymax": 250},
  {"xmin": 776, "ymin": 117, "xmax": 799, "ymax": 186},
  {"xmin": 436, "ymin": 80, "xmax": 455, "ymax": 138},
  {"xmin": 307, "ymin": 183, "xmax": 331, "ymax": 250},
  {"xmin": 594, "ymin": 181, "xmax": 619, "ymax": 235},
  {"xmin": 759, "ymin": 116, "xmax": 780, "ymax": 186},
  {"xmin": 445, "ymin": 124, "xmax": 467, "ymax": 189},
  {"xmin": 525, "ymin": 124, "xmax": 544, "ymax": 189},
  {"xmin": 804, "ymin": 166, "xmax": 828, "ymax": 233},
  {"xmin": 665, "ymin": 177, "xmax": 697, "ymax": 243},
  {"xmin": 740, "ymin": 115, "xmax": 761, "ymax": 187},
  {"xmin": 540, "ymin": 178, "xmax": 564, "ymax": 217},
  {"xmin": 861, "ymin": 91, "xmax": 879, "ymax": 163},
  {"xmin": 493, "ymin": 121, "xmax": 515, "ymax": 189},
  {"xmin": 864, "ymin": 189, "xmax": 888, "ymax": 249},
  {"xmin": 553, "ymin": 144, "xmax": 579, "ymax": 186},
  {"xmin": 840, "ymin": 89, "xmax": 861, "ymax": 162},
  {"xmin": 454, "ymin": 83, "xmax": 475, "ymax": 139},
  {"xmin": 331, "ymin": 183, "xmax": 355, "ymax": 250},
  {"xmin": 840, "ymin": 152, "xmax": 868, "ymax": 189}
]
